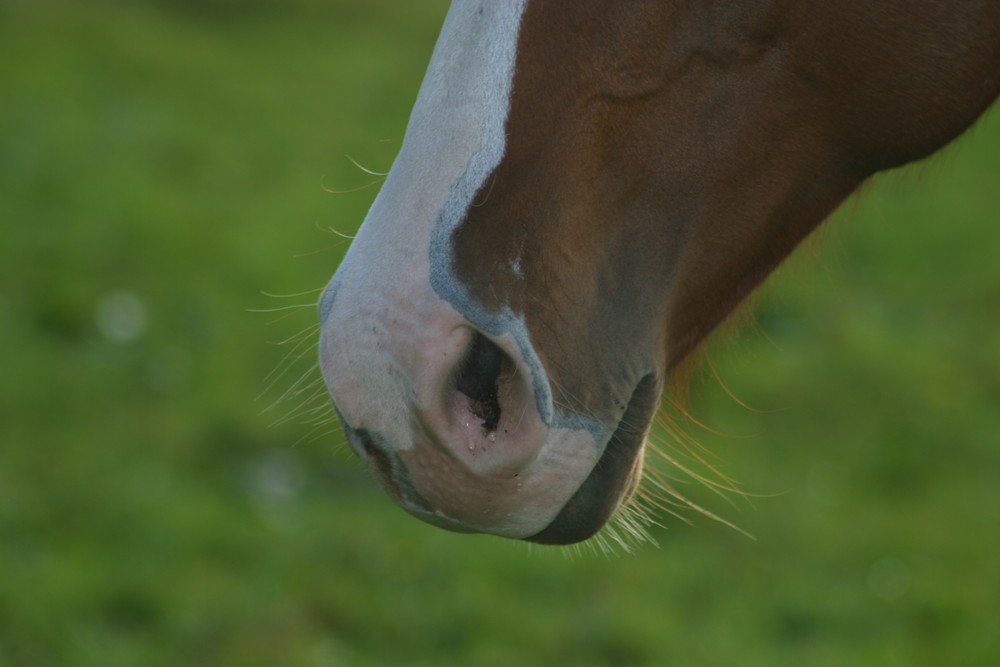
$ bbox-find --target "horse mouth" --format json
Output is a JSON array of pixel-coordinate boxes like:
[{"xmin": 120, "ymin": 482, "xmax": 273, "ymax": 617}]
[{"xmin": 526, "ymin": 373, "xmax": 660, "ymax": 545}]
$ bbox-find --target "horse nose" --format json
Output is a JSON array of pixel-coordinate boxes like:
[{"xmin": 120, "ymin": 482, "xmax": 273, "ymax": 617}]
[
  {"xmin": 451, "ymin": 332, "xmax": 515, "ymax": 439},
  {"xmin": 319, "ymin": 290, "xmax": 567, "ymax": 535},
  {"xmin": 455, "ymin": 333, "xmax": 504, "ymax": 426},
  {"xmin": 404, "ymin": 324, "xmax": 553, "ymax": 484}
]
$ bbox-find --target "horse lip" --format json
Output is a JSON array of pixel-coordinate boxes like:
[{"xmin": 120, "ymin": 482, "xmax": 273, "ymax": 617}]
[
  {"xmin": 525, "ymin": 373, "xmax": 660, "ymax": 545},
  {"xmin": 343, "ymin": 422, "xmax": 482, "ymax": 534}
]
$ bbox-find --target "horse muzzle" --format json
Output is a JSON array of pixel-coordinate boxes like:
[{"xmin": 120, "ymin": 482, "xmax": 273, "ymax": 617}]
[{"xmin": 318, "ymin": 259, "xmax": 651, "ymax": 543}]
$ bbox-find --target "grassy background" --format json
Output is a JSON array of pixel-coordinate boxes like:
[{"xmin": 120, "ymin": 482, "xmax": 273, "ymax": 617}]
[{"xmin": 1, "ymin": 1, "xmax": 998, "ymax": 665}]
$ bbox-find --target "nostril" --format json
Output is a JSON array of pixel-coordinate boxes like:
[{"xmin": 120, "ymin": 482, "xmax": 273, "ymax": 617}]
[{"xmin": 455, "ymin": 332, "xmax": 507, "ymax": 432}]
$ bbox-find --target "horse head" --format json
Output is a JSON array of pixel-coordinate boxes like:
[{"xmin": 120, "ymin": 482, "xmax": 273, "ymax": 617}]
[{"xmin": 319, "ymin": 0, "xmax": 1000, "ymax": 544}]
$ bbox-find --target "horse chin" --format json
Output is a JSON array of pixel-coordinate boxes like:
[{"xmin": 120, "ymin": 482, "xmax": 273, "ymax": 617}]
[{"xmin": 525, "ymin": 373, "xmax": 660, "ymax": 545}]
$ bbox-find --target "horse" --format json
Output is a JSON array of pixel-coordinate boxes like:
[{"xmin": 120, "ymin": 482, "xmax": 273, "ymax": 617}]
[{"xmin": 318, "ymin": 0, "xmax": 1000, "ymax": 545}]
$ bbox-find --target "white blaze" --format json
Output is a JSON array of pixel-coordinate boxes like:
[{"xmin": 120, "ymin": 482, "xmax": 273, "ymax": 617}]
[
  {"xmin": 318, "ymin": 0, "xmax": 607, "ymax": 538},
  {"xmin": 320, "ymin": 0, "xmax": 531, "ymax": 447}
]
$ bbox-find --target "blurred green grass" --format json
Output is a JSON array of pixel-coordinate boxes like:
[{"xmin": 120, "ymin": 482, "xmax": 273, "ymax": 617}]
[{"xmin": 1, "ymin": 1, "xmax": 998, "ymax": 665}]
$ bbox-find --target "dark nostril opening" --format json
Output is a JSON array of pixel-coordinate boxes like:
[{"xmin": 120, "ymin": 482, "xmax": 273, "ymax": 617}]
[{"xmin": 456, "ymin": 332, "xmax": 505, "ymax": 432}]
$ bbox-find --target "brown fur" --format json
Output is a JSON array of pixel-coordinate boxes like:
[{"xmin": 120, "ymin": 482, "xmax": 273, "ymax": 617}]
[{"xmin": 449, "ymin": 0, "xmax": 1000, "ymax": 542}]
